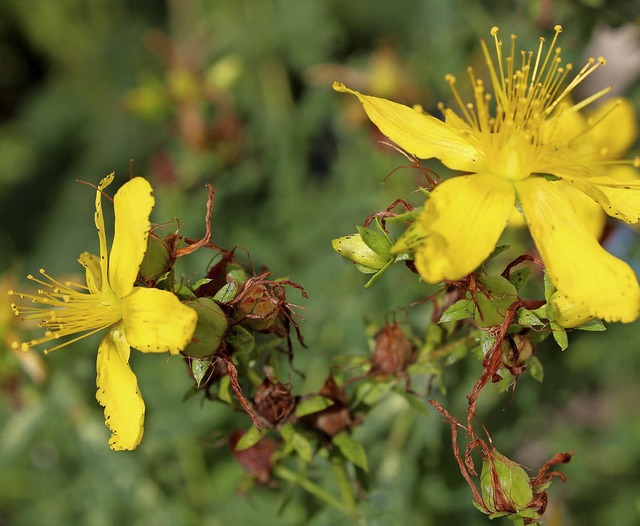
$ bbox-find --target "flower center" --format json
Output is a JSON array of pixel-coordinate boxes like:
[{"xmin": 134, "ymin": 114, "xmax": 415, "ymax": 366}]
[
  {"xmin": 440, "ymin": 25, "xmax": 610, "ymax": 181},
  {"xmin": 487, "ymin": 132, "xmax": 533, "ymax": 180},
  {"xmin": 9, "ymin": 268, "xmax": 122, "ymax": 353}
]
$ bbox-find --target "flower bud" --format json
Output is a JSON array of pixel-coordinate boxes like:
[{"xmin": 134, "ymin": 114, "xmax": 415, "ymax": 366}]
[
  {"xmin": 253, "ymin": 378, "xmax": 295, "ymax": 428},
  {"xmin": 370, "ymin": 322, "xmax": 416, "ymax": 376},
  {"xmin": 138, "ymin": 234, "xmax": 173, "ymax": 283},
  {"xmin": 332, "ymin": 234, "xmax": 389, "ymax": 271},
  {"xmin": 182, "ymin": 298, "xmax": 229, "ymax": 358},
  {"xmin": 233, "ymin": 283, "xmax": 279, "ymax": 331},
  {"xmin": 481, "ymin": 449, "xmax": 533, "ymax": 514},
  {"xmin": 549, "ymin": 291, "xmax": 595, "ymax": 328},
  {"xmin": 229, "ymin": 430, "xmax": 278, "ymax": 484}
]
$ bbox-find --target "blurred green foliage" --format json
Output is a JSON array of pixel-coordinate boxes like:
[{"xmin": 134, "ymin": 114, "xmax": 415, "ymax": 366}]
[{"xmin": 1, "ymin": 0, "xmax": 639, "ymax": 524}]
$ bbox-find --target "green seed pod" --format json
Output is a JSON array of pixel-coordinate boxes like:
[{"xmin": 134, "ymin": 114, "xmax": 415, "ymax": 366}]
[
  {"xmin": 481, "ymin": 449, "xmax": 533, "ymax": 514},
  {"xmin": 138, "ymin": 234, "xmax": 173, "ymax": 283},
  {"xmin": 332, "ymin": 234, "xmax": 388, "ymax": 271},
  {"xmin": 549, "ymin": 291, "xmax": 595, "ymax": 329},
  {"xmin": 182, "ymin": 298, "xmax": 229, "ymax": 358}
]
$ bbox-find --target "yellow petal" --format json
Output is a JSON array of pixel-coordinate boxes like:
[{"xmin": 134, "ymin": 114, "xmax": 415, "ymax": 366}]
[
  {"xmin": 558, "ymin": 173, "xmax": 640, "ymax": 224},
  {"xmin": 78, "ymin": 252, "xmax": 102, "ymax": 293},
  {"xmin": 333, "ymin": 82, "xmax": 482, "ymax": 172},
  {"xmin": 507, "ymin": 207, "xmax": 527, "ymax": 228},
  {"xmin": 517, "ymin": 178, "xmax": 639, "ymax": 322},
  {"xmin": 122, "ymin": 287, "xmax": 197, "ymax": 354},
  {"xmin": 554, "ymin": 181, "xmax": 606, "ymax": 239},
  {"xmin": 584, "ymin": 98, "xmax": 637, "ymax": 158},
  {"xmin": 543, "ymin": 103, "xmax": 587, "ymax": 145},
  {"xmin": 414, "ymin": 174, "xmax": 515, "ymax": 282},
  {"xmin": 95, "ymin": 173, "xmax": 115, "ymax": 292},
  {"xmin": 109, "ymin": 177, "xmax": 154, "ymax": 298},
  {"xmin": 96, "ymin": 324, "xmax": 145, "ymax": 451}
]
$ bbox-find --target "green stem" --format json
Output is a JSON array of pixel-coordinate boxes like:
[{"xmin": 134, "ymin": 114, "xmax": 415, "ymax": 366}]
[
  {"xmin": 274, "ymin": 465, "xmax": 356, "ymax": 517},
  {"xmin": 330, "ymin": 455, "xmax": 357, "ymax": 513}
]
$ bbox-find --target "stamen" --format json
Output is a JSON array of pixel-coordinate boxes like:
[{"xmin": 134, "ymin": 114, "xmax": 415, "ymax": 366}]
[
  {"xmin": 547, "ymin": 57, "xmax": 607, "ymax": 114},
  {"xmin": 445, "ymin": 74, "xmax": 475, "ymax": 126}
]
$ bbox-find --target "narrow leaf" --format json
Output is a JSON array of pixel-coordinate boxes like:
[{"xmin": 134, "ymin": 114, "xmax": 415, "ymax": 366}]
[
  {"xmin": 333, "ymin": 431, "xmax": 368, "ymax": 471},
  {"xmin": 295, "ymin": 396, "xmax": 334, "ymax": 417}
]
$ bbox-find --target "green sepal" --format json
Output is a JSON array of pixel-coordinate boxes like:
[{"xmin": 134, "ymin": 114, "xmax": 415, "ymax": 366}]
[
  {"xmin": 182, "ymin": 298, "xmax": 229, "ymax": 358},
  {"xmin": 356, "ymin": 225, "xmax": 392, "ymax": 259},
  {"xmin": 390, "ymin": 220, "xmax": 427, "ymax": 255},
  {"xmin": 480, "ymin": 450, "xmax": 533, "ymax": 514},
  {"xmin": 355, "ymin": 263, "xmax": 379, "ymax": 275},
  {"xmin": 138, "ymin": 234, "xmax": 172, "ymax": 283},
  {"xmin": 226, "ymin": 325, "xmax": 255, "ymax": 355}
]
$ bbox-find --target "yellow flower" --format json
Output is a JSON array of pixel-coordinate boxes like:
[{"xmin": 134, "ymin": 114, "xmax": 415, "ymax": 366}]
[
  {"xmin": 335, "ymin": 26, "xmax": 640, "ymax": 323},
  {"xmin": 9, "ymin": 174, "xmax": 197, "ymax": 450}
]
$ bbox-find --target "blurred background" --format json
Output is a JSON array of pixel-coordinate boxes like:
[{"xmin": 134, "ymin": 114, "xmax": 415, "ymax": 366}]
[{"xmin": 1, "ymin": 0, "xmax": 640, "ymax": 524}]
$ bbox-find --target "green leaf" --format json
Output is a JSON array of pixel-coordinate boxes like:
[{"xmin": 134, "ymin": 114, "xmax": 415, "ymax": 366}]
[
  {"xmin": 550, "ymin": 321, "xmax": 568, "ymax": 350},
  {"xmin": 363, "ymin": 258, "xmax": 394, "ymax": 288},
  {"xmin": 361, "ymin": 380, "xmax": 395, "ymax": 406},
  {"xmin": 333, "ymin": 431, "xmax": 368, "ymax": 471},
  {"xmin": 543, "ymin": 271, "xmax": 556, "ymax": 300},
  {"xmin": 575, "ymin": 318, "xmax": 606, "ymax": 331},
  {"xmin": 192, "ymin": 277, "xmax": 213, "ymax": 290},
  {"xmin": 191, "ymin": 358, "xmax": 211, "ymax": 387},
  {"xmin": 218, "ymin": 375, "xmax": 232, "ymax": 404},
  {"xmin": 439, "ymin": 299, "xmax": 474, "ymax": 323},
  {"xmin": 508, "ymin": 267, "xmax": 531, "ymax": 291},
  {"xmin": 486, "ymin": 244, "xmax": 510, "ymax": 262},
  {"xmin": 408, "ymin": 362, "xmax": 441, "ymax": 376},
  {"xmin": 480, "ymin": 330, "xmax": 497, "ymax": 356},
  {"xmin": 294, "ymin": 396, "xmax": 334, "ymax": 417},
  {"xmin": 280, "ymin": 423, "xmax": 313, "ymax": 463},
  {"xmin": 227, "ymin": 266, "xmax": 249, "ymax": 283},
  {"xmin": 473, "ymin": 275, "xmax": 518, "ymax": 328},
  {"xmin": 516, "ymin": 308, "xmax": 544, "ymax": 327},
  {"xmin": 213, "ymin": 282, "xmax": 238, "ymax": 303},
  {"xmin": 527, "ymin": 356, "xmax": 544, "ymax": 382},
  {"xmin": 235, "ymin": 426, "xmax": 263, "ymax": 451},
  {"xmin": 444, "ymin": 341, "xmax": 469, "ymax": 365}
]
